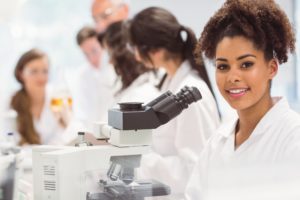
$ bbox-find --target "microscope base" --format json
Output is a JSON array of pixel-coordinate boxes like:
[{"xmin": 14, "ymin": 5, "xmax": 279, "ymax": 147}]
[{"xmin": 86, "ymin": 179, "xmax": 171, "ymax": 200}]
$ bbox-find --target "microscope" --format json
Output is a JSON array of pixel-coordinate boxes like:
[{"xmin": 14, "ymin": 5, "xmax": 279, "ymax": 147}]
[
  {"xmin": 33, "ymin": 86, "xmax": 202, "ymax": 200},
  {"xmin": 93, "ymin": 86, "xmax": 202, "ymax": 147},
  {"xmin": 87, "ymin": 86, "xmax": 202, "ymax": 200}
]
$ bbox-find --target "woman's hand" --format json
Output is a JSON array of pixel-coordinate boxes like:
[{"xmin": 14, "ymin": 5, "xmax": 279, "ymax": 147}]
[{"xmin": 52, "ymin": 102, "xmax": 72, "ymax": 128}]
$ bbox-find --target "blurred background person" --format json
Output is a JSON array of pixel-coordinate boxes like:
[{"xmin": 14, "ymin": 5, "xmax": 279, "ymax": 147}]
[
  {"xmin": 128, "ymin": 7, "xmax": 220, "ymax": 194},
  {"xmin": 91, "ymin": 0, "xmax": 129, "ymax": 33},
  {"xmin": 10, "ymin": 48, "xmax": 71, "ymax": 145},
  {"xmin": 100, "ymin": 21, "xmax": 160, "ymax": 103},
  {"xmin": 74, "ymin": 26, "xmax": 116, "ymax": 126},
  {"xmin": 90, "ymin": 0, "xmax": 130, "ymax": 75},
  {"xmin": 75, "ymin": 0, "xmax": 131, "ymax": 126}
]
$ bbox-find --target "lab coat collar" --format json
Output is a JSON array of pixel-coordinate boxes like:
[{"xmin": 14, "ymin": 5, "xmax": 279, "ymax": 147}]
[
  {"xmin": 130, "ymin": 72, "xmax": 154, "ymax": 87},
  {"xmin": 250, "ymin": 97, "xmax": 288, "ymax": 136},
  {"xmin": 219, "ymin": 97, "xmax": 289, "ymax": 138},
  {"xmin": 161, "ymin": 60, "xmax": 191, "ymax": 92},
  {"xmin": 217, "ymin": 117, "xmax": 238, "ymax": 138},
  {"xmin": 115, "ymin": 72, "xmax": 156, "ymax": 94}
]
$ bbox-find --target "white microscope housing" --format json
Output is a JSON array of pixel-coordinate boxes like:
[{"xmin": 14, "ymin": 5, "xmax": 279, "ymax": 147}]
[{"xmin": 33, "ymin": 145, "xmax": 148, "ymax": 200}]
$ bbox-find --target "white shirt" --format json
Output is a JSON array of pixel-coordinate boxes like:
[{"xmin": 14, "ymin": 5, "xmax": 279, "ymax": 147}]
[
  {"xmin": 185, "ymin": 97, "xmax": 300, "ymax": 200},
  {"xmin": 71, "ymin": 64, "xmax": 117, "ymax": 123},
  {"xmin": 6, "ymin": 86, "xmax": 66, "ymax": 145},
  {"xmin": 32, "ymin": 87, "xmax": 65, "ymax": 145},
  {"xmin": 114, "ymin": 72, "xmax": 160, "ymax": 104},
  {"xmin": 139, "ymin": 61, "xmax": 220, "ymax": 194},
  {"xmin": 6, "ymin": 86, "xmax": 81, "ymax": 145}
]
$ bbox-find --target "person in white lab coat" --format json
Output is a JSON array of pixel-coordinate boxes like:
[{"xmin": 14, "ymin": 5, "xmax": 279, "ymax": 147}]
[
  {"xmin": 72, "ymin": 0, "xmax": 129, "ymax": 125},
  {"xmin": 128, "ymin": 7, "xmax": 220, "ymax": 194},
  {"xmin": 100, "ymin": 21, "xmax": 160, "ymax": 104},
  {"xmin": 185, "ymin": 0, "xmax": 300, "ymax": 199},
  {"xmin": 74, "ymin": 26, "xmax": 116, "ymax": 123},
  {"xmin": 10, "ymin": 49, "xmax": 70, "ymax": 145}
]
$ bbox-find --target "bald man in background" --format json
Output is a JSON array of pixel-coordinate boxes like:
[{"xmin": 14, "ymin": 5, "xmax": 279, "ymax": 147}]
[{"xmin": 91, "ymin": 0, "xmax": 129, "ymax": 33}]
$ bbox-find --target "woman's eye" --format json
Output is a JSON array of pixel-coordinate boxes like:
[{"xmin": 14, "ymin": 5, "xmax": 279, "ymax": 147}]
[
  {"xmin": 30, "ymin": 69, "xmax": 39, "ymax": 75},
  {"xmin": 216, "ymin": 64, "xmax": 229, "ymax": 71},
  {"xmin": 241, "ymin": 62, "xmax": 253, "ymax": 68},
  {"xmin": 43, "ymin": 69, "xmax": 49, "ymax": 74}
]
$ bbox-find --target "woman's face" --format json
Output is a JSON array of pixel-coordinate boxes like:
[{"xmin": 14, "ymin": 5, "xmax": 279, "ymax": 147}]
[
  {"xmin": 215, "ymin": 36, "xmax": 277, "ymax": 111},
  {"xmin": 80, "ymin": 37, "xmax": 102, "ymax": 68},
  {"xmin": 21, "ymin": 57, "xmax": 49, "ymax": 93}
]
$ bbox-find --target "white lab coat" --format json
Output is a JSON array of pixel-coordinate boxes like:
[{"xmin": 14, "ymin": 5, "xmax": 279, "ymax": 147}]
[
  {"xmin": 32, "ymin": 90, "xmax": 65, "ymax": 145},
  {"xmin": 7, "ymin": 86, "xmax": 66, "ymax": 145},
  {"xmin": 113, "ymin": 72, "xmax": 160, "ymax": 104},
  {"xmin": 185, "ymin": 97, "xmax": 300, "ymax": 200},
  {"xmin": 4, "ymin": 86, "xmax": 81, "ymax": 145},
  {"xmin": 71, "ymin": 64, "xmax": 117, "ymax": 123},
  {"xmin": 139, "ymin": 61, "xmax": 220, "ymax": 194}
]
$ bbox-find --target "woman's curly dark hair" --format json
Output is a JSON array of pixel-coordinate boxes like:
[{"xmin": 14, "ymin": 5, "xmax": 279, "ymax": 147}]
[{"xmin": 196, "ymin": 0, "xmax": 295, "ymax": 64}]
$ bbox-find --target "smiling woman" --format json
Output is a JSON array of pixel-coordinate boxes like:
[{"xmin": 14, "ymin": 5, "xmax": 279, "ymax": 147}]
[
  {"xmin": 194, "ymin": 0, "xmax": 297, "ymax": 148},
  {"xmin": 185, "ymin": 0, "xmax": 300, "ymax": 199},
  {"xmin": 215, "ymin": 36, "xmax": 278, "ymax": 113}
]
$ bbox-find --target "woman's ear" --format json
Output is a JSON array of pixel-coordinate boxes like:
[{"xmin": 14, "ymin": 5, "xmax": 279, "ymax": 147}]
[
  {"xmin": 268, "ymin": 58, "xmax": 278, "ymax": 80},
  {"xmin": 150, "ymin": 48, "xmax": 165, "ymax": 63}
]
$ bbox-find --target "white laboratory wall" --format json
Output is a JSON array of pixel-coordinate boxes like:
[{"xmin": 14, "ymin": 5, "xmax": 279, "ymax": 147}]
[
  {"xmin": 0, "ymin": 0, "xmax": 94, "ymax": 111},
  {"xmin": 0, "ymin": 0, "xmax": 298, "ymax": 118}
]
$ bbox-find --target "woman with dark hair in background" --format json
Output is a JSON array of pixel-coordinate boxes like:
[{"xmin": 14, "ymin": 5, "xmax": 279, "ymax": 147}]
[
  {"xmin": 128, "ymin": 7, "xmax": 220, "ymax": 194},
  {"xmin": 10, "ymin": 49, "xmax": 70, "ymax": 145},
  {"xmin": 100, "ymin": 21, "xmax": 160, "ymax": 103}
]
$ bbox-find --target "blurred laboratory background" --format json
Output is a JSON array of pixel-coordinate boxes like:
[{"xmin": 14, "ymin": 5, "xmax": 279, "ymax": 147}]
[{"xmin": 0, "ymin": 0, "xmax": 299, "ymax": 117}]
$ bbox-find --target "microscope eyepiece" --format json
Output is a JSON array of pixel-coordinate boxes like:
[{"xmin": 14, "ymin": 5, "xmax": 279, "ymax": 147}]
[
  {"xmin": 149, "ymin": 86, "xmax": 202, "ymax": 125},
  {"xmin": 174, "ymin": 86, "xmax": 202, "ymax": 109}
]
